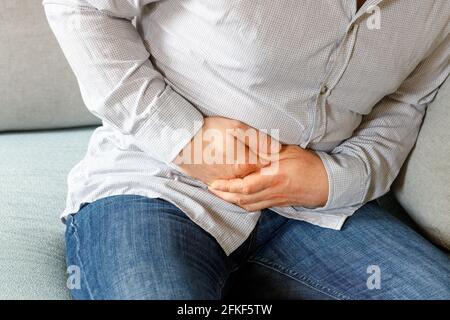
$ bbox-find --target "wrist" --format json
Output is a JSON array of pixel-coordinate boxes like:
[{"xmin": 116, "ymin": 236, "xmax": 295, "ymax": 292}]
[
  {"xmin": 303, "ymin": 150, "xmax": 329, "ymax": 208},
  {"xmin": 310, "ymin": 151, "xmax": 330, "ymax": 208}
]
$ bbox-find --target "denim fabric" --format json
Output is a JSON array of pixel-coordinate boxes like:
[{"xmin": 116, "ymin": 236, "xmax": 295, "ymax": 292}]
[{"xmin": 65, "ymin": 195, "xmax": 450, "ymax": 300}]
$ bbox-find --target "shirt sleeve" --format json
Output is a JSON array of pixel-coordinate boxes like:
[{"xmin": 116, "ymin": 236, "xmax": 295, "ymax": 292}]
[
  {"xmin": 43, "ymin": 0, "xmax": 204, "ymax": 164},
  {"xmin": 316, "ymin": 34, "xmax": 449, "ymax": 210}
]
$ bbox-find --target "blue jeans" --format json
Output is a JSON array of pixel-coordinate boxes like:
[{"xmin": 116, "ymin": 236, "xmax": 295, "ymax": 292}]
[{"xmin": 65, "ymin": 195, "xmax": 450, "ymax": 300}]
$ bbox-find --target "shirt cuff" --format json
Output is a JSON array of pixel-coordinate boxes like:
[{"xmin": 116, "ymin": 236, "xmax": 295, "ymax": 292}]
[
  {"xmin": 315, "ymin": 151, "xmax": 368, "ymax": 210},
  {"xmin": 134, "ymin": 86, "xmax": 204, "ymax": 164}
]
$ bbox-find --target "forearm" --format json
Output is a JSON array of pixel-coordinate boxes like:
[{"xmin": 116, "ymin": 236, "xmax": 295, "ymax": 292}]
[
  {"xmin": 317, "ymin": 36, "xmax": 449, "ymax": 210},
  {"xmin": 316, "ymin": 96, "xmax": 426, "ymax": 210}
]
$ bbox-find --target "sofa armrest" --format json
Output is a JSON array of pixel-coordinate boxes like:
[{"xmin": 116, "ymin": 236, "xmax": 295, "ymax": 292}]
[{"xmin": 393, "ymin": 76, "xmax": 450, "ymax": 251}]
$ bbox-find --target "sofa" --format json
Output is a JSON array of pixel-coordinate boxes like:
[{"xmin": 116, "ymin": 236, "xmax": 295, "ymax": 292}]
[{"xmin": 0, "ymin": 1, "xmax": 448, "ymax": 300}]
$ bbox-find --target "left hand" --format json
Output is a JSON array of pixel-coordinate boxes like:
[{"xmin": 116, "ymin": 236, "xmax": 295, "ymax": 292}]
[{"xmin": 208, "ymin": 145, "xmax": 329, "ymax": 211}]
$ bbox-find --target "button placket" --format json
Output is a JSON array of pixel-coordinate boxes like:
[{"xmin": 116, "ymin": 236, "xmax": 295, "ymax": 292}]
[
  {"xmin": 320, "ymin": 85, "xmax": 329, "ymax": 95},
  {"xmin": 305, "ymin": 23, "xmax": 360, "ymax": 146}
]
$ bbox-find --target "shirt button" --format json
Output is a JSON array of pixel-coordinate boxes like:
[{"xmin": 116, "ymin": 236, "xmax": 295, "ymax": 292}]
[{"xmin": 320, "ymin": 85, "xmax": 329, "ymax": 95}]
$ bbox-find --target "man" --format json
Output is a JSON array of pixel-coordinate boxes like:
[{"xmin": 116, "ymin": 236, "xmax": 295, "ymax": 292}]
[{"xmin": 44, "ymin": 0, "xmax": 450, "ymax": 299}]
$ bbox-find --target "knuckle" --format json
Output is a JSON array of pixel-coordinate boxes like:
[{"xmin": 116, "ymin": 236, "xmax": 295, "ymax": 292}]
[{"xmin": 241, "ymin": 185, "xmax": 251, "ymax": 195}]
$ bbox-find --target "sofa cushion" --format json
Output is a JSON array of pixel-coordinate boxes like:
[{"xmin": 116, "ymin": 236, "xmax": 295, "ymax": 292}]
[
  {"xmin": 0, "ymin": 127, "xmax": 95, "ymax": 299},
  {"xmin": 393, "ymin": 77, "xmax": 450, "ymax": 251},
  {"xmin": 0, "ymin": 0, "xmax": 99, "ymax": 131}
]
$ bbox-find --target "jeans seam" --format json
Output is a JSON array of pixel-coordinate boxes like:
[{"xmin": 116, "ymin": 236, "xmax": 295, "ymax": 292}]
[
  {"xmin": 248, "ymin": 257, "xmax": 351, "ymax": 300},
  {"xmin": 70, "ymin": 217, "xmax": 95, "ymax": 300},
  {"xmin": 244, "ymin": 228, "xmax": 258, "ymax": 260},
  {"xmin": 218, "ymin": 265, "xmax": 240, "ymax": 299},
  {"xmin": 218, "ymin": 231, "xmax": 257, "ymax": 299}
]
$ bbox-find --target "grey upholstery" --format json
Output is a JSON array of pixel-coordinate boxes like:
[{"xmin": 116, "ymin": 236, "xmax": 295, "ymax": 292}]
[
  {"xmin": 394, "ymin": 77, "xmax": 450, "ymax": 251},
  {"xmin": 0, "ymin": 0, "xmax": 100, "ymax": 131},
  {"xmin": 0, "ymin": 127, "xmax": 94, "ymax": 299}
]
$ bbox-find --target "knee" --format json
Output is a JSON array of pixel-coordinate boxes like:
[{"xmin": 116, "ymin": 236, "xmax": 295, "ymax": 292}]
[
  {"xmin": 72, "ymin": 265, "xmax": 221, "ymax": 300},
  {"xmin": 106, "ymin": 275, "xmax": 219, "ymax": 300}
]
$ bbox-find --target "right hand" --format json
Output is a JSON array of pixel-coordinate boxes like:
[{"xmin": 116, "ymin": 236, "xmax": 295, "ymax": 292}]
[{"xmin": 173, "ymin": 117, "xmax": 281, "ymax": 185}]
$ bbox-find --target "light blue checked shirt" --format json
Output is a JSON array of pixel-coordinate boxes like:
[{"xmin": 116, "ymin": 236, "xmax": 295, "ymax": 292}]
[{"xmin": 44, "ymin": 0, "xmax": 449, "ymax": 254}]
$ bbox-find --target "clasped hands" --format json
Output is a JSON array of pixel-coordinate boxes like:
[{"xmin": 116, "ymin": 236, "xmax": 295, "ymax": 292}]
[{"xmin": 174, "ymin": 117, "xmax": 329, "ymax": 212}]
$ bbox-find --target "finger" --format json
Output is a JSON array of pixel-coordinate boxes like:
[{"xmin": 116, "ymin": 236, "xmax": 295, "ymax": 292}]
[
  {"xmin": 209, "ymin": 171, "xmax": 273, "ymax": 194},
  {"xmin": 230, "ymin": 124, "xmax": 282, "ymax": 159},
  {"xmin": 208, "ymin": 188, "xmax": 242, "ymax": 205},
  {"xmin": 208, "ymin": 188, "xmax": 264, "ymax": 207},
  {"xmin": 209, "ymin": 186, "xmax": 279, "ymax": 206},
  {"xmin": 241, "ymin": 199, "xmax": 288, "ymax": 212},
  {"xmin": 209, "ymin": 189, "xmax": 286, "ymax": 212},
  {"xmin": 209, "ymin": 179, "xmax": 244, "ymax": 193}
]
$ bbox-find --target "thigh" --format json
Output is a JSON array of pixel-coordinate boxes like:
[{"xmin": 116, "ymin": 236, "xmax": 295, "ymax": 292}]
[
  {"xmin": 238, "ymin": 202, "xmax": 450, "ymax": 300},
  {"xmin": 65, "ymin": 195, "xmax": 230, "ymax": 300}
]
